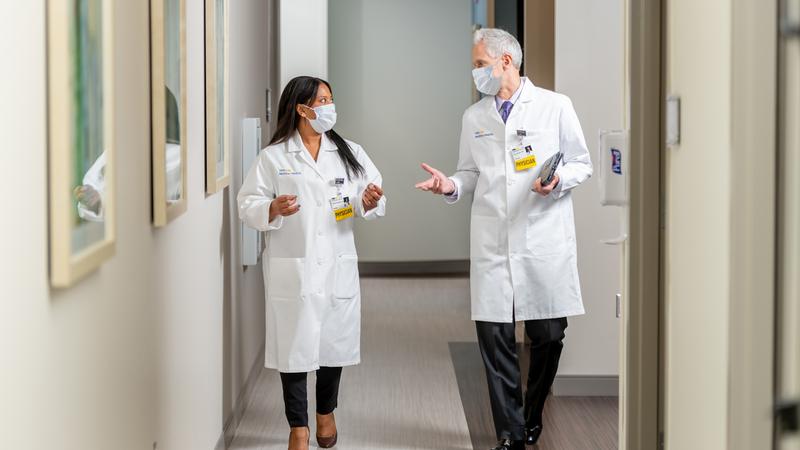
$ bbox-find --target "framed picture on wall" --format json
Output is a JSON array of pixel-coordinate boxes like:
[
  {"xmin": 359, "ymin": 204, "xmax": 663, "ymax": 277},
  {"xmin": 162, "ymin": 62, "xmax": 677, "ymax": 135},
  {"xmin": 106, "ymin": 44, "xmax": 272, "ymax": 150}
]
[
  {"xmin": 151, "ymin": 0, "xmax": 188, "ymax": 226},
  {"xmin": 205, "ymin": 0, "xmax": 231, "ymax": 194},
  {"xmin": 47, "ymin": 0, "xmax": 116, "ymax": 288}
]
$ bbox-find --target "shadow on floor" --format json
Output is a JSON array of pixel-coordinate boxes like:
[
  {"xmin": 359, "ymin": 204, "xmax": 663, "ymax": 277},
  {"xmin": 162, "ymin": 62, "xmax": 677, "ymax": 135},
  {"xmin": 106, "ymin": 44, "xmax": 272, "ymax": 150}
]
[{"xmin": 449, "ymin": 342, "xmax": 618, "ymax": 450}]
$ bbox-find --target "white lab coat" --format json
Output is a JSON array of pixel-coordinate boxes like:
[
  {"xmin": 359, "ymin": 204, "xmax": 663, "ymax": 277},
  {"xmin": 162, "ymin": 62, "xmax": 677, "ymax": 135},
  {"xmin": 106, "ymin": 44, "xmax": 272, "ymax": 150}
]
[
  {"xmin": 447, "ymin": 78, "xmax": 592, "ymax": 322},
  {"xmin": 238, "ymin": 132, "xmax": 386, "ymax": 372},
  {"xmin": 77, "ymin": 152, "xmax": 106, "ymax": 222}
]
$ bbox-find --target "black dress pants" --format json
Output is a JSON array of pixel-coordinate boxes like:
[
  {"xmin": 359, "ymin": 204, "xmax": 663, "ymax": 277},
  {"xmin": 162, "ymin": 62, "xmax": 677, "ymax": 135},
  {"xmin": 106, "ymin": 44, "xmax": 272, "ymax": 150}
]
[
  {"xmin": 279, "ymin": 366, "xmax": 343, "ymax": 428},
  {"xmin": 475, "ymin": 317, "xmax": 568, "ymax": 440}
]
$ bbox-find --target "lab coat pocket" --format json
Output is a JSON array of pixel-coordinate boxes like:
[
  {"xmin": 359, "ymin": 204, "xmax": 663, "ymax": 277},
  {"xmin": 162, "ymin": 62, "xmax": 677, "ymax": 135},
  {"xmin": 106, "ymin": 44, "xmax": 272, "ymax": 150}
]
[
  {"xmin": 526, "ymin": 211, "xmax": 567, "ymax": 256},
  {"xmin": 266, "ymin": 257, "xmax": 305, "ymax": 299},
  {"xmin": 524, "ymin": 129, "xmax": 558, "ymax": 159},
  {"xmin": 470, "ymin": 215, "xmax": 499, "ymax": 259},
  {"xmin": 334, "ymin": 254, "xmax": 359, "ymax": 301}
]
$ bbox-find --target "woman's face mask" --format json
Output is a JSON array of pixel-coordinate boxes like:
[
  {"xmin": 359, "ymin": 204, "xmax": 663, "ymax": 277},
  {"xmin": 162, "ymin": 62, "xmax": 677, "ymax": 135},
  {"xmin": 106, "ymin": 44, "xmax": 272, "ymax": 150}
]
[
  {"xmin": 472, "ymin": 59, "xmax": 503, "ymax": 96},
  {"xmin": 300, "ymin": 103, "xmax": 337, "ymax": 134}
]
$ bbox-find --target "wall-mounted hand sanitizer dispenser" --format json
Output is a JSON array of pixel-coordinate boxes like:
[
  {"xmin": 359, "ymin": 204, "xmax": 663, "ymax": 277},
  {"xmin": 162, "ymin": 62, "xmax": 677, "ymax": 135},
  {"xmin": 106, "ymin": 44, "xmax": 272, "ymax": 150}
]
[
  {"xmin": 241, "ymin": 118, "xmax": 262, "ymax": 266},
  {"xmin": 598, "ymin": 130, "xmax": 629, "ymax": 206}
]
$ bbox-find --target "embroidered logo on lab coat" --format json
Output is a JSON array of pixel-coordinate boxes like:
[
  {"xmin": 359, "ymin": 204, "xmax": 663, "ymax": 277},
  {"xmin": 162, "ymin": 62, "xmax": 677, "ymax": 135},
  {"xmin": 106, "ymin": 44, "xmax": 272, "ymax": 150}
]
[{"xmin": 473, "ymin": 130, "xmax": 494, "ymax": 138}]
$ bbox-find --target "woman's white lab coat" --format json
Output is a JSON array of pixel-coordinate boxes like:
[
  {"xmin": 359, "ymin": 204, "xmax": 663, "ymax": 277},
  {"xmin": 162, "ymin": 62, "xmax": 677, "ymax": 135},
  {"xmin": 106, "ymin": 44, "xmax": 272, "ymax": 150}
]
[
  {"xmin": 238, "ymin": 132, "xmax": 386, "ymax": 372},
  {"xmin": 447, "ymin": 78, "xmax": 592, "ymax": 322}
]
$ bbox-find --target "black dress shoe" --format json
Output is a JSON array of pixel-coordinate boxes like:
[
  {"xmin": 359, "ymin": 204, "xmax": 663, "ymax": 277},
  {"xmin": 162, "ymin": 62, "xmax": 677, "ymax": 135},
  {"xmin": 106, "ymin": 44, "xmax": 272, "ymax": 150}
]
[
  {"xmin": 490, "ymin": 439, "xmax": 525, "ymax": 450},
  {"xmin": 525, "ymin": 425, "xmax": 543, "ymax": 445}
]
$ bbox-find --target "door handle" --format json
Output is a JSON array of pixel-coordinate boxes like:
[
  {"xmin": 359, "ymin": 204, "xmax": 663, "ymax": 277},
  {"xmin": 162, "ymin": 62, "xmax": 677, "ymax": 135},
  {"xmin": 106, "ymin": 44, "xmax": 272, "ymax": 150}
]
[{"xmin": 602, "ymin": 233, "xmax": 628, "ymax": 245}]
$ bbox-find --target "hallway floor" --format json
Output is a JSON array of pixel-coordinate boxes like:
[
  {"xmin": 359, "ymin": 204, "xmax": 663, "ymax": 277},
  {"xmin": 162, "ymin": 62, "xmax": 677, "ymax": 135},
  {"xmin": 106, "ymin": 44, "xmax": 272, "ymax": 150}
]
[{"xmin": 228, "ymin": 277, "xmax": 617, "ymax": 450}]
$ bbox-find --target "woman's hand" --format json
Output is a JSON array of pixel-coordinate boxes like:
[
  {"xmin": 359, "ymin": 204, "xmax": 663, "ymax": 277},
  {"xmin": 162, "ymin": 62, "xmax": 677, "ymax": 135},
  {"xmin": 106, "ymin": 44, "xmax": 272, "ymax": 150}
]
[
  {"xmin": 269, "ymin": 195, "xmax": 300, "ymax": 222},
  {"xmin": 362, "ymin": 183, "xmax": 384, "ymax": 212}
]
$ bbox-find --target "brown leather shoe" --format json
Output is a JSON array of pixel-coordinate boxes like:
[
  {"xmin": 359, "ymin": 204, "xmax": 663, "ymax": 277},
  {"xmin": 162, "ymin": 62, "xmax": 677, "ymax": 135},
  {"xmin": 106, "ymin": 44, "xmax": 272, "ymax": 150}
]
[
  {"xmin": 316, "ymin": 413, "xmax": 338, "ymax": 448},
  {"xmin": 288, "ymin": 426, "xmax": 310, "ymax": 450}
]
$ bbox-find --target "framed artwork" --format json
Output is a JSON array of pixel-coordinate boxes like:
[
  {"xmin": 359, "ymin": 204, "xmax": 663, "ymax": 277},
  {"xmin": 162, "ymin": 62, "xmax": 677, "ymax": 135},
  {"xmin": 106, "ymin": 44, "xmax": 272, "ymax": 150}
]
[
  {"xmin": 205, "ymin": 0, "xmax": 231, "ymax": 193},
  {"xmin": 151, "ymin": 0, "xmax": 188, "ymax": 226},
  {"xmin": 47, "ymin": 0, "xmax": 115, "ymax": 288}
]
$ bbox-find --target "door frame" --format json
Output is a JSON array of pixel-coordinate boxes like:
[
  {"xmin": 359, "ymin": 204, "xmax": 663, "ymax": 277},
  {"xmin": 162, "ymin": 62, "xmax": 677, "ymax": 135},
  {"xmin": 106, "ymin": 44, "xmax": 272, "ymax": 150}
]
[
  {"xmin": 624, "ymin": 0, "xmax": 662, "ymax": 448},
  {"xmin": 775, "ymin": 0, "xmax": 800, "ymax": 446},
  {"xmin": 727, "ymin": 0, "xmax": 778, "ymax": 448}
]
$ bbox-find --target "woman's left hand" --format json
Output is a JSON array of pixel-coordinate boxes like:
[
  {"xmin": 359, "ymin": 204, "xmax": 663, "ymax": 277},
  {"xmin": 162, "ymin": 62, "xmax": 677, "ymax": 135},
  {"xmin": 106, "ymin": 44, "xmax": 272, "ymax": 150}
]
[{"xmin": 362, "ymin": 183, "xmax": 384, "ymax": 211}]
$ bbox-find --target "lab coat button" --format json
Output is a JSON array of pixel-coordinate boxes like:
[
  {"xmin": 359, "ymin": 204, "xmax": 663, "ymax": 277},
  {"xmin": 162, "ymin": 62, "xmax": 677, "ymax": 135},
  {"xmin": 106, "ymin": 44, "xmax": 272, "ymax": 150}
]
[
  {"xmin": 507, "ymin": 180, "xmax": 515, "ymax": 186},
  {"xmin": 316, "ymin": 201, "xmax": 322, "ymax": 207}
]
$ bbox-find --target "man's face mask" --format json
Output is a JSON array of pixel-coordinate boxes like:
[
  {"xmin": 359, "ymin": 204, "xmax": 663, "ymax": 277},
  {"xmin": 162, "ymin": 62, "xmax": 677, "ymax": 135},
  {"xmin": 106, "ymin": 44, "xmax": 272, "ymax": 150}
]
[{"xmin": 472, "ymin": 59, "xmax": 503, "ymax": 96}]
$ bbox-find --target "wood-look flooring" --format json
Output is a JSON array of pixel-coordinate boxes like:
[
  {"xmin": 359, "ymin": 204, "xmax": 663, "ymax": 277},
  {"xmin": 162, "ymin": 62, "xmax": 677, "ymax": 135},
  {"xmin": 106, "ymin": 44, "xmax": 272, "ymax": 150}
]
[{"xmin": 227, "ymin": 277, "xmax": 617, "ymax": 450}]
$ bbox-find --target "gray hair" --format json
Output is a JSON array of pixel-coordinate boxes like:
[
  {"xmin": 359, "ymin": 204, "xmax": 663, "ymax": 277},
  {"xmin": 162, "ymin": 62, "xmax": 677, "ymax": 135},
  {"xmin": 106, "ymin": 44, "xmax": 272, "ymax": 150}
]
[{"xmin": 473, "ymin": 28, "xmax": 523, "ymax": 69}]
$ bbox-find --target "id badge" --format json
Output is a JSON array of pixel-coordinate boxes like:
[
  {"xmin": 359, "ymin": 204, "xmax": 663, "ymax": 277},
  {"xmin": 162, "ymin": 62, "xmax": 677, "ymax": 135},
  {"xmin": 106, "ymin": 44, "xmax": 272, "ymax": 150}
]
[
  {"xmin": 330, "ymin": 194, "xmax": 354, "ymax": 221},
  {"xmin": 511, "ymin": 145, "xmax": 537, "ymax": 171}
]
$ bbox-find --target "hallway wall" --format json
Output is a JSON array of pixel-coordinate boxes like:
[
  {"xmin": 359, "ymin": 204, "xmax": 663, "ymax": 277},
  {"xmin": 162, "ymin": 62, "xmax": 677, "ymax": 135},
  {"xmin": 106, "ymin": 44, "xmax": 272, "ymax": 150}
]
[
  {"xmin": 280, "ymin": 0, "xmax": 328, "ymax": 89},
  {"xmin": 328, "ymin": 0, "xmax": 473, "ymax": 263},
  {"xmin": 663, "ymin": 0, "xmax": 776, "ymax": 448},
  {"xmin": 1, "ymin": 2, "xmax": 157, "ymax": 448},
  {"xmin": 554, "ymin": 0, "xmax": 623, "ymax": 378},
  {"xmin": 663, "ymin": 0, "xmax": 732, "ymax": 447},
  {"xmin": 0, "ymin": 1, "xmax": 270, "ymax": 449},
  {"xmin": 153, "ymin": 0, "xmax": 270, "ymax": 448}
]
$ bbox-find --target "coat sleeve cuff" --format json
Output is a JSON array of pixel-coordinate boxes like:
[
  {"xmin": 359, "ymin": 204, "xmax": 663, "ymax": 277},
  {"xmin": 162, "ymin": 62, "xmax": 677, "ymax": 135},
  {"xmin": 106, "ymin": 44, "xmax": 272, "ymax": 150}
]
[
  {"xmin": 443, "ymin": 178, "xmax": 460, "ymax": 204},
  {"xmin": 242, "ymin": 199, "xmax": 284, "ymax": 231},
  {"xmin": 360, "ymin": 196, "xmax": 386, "ymax": 220}
]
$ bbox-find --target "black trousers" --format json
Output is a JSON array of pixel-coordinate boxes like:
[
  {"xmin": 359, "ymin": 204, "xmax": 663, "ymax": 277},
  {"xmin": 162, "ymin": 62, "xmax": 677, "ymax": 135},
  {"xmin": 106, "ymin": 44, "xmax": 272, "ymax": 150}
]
[
  {"xmin": 476, "ymin": 318, "xmax": 568, "ymax": 441},
  {"xmin": 279, "ymin": 366, "xmax": 343, "ymax": 428}
]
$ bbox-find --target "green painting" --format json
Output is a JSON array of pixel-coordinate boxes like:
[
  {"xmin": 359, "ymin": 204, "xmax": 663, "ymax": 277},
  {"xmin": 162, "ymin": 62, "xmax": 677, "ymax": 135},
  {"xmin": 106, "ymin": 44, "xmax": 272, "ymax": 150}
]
[
  {"xmin": 70, "ymin": 0, "xmax": 106, "ymax": 254},
  {"xmin": 164, "ymin": 0, "xmax": 183, "ymax": 204}
]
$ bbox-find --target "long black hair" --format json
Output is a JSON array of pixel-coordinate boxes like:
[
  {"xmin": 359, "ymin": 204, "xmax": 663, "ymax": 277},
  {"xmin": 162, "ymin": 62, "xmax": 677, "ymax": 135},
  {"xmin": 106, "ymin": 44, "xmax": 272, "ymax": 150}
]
[{"xmin": 269, "ymin": 76, "xmax": 365, "ymax": 180}]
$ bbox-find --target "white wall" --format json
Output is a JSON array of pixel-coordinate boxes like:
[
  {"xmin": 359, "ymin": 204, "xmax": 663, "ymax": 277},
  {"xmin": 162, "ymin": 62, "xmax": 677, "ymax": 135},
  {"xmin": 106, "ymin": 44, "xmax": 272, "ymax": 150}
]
[
  {"xmin": 280, "ymin": 0, "xmax": 328, "ymax": 89},
  {"xmin": 554, "ymin": 0, "xmax": 622, "ymax": 376},
  {"xmin": 328, "ymin": 0, "xmax": 473, "ymax": 262},
  {"xmin": 0, "ymin": 2, "xmax": 157, "ymax": 448},
  {"xmin": 0, "ymin": 1, "xmax": 270, "ymax": 449}
]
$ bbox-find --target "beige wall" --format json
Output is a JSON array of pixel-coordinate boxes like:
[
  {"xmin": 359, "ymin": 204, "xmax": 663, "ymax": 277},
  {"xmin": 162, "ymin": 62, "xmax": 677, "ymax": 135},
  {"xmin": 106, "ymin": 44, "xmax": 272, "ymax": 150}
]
[
  {"xmin": 0, "ymin": 1, "xmax": 270, "ymax": 449},
  {"xmin": 664, "ymin": 0, "xmax": 732, "ymax": 447},
  {"xmin": 663, "ymin": 0, "xmax": 775, "ymax": 448}
]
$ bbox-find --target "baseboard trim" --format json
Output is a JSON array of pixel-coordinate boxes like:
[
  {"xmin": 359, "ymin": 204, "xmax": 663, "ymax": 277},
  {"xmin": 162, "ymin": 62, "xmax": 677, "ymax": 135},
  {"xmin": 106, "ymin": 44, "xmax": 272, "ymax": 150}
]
[
  {"xmin": 359, "ymin": 260, "xmax": 469, "ymax": 276},
  {"xmin": 552, "ymin": 375, "xmax": 619, "ymax": 397},
  {"xmin": 216, "ymin": 342, "xmax": 265, "ymax": 450}
]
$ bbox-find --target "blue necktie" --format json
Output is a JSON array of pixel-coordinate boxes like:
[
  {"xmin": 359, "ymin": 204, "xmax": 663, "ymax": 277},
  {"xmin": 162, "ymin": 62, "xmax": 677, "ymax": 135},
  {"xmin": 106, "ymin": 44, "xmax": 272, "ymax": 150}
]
[{"xmin": 500, "ymin": 101, "xmax": 513, "ymax": 123}]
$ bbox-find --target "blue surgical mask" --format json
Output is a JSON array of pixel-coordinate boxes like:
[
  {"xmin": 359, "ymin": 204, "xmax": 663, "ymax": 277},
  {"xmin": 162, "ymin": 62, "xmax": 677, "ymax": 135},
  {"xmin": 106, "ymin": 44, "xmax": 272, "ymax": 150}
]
[{"xmin": 472, "ymin": 62, "xmax": 502, "ymax": 96}]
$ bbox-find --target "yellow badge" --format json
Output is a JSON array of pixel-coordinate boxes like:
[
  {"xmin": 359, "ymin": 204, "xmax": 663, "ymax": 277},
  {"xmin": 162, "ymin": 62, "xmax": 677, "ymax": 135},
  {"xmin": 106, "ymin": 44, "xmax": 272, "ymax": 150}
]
[
  {"xmin": 334, "ymin": 204, "xmax": 354, "ymax": 221},
  {"xmin": 512, "ymin": 145, "xmax": 537, "ymax": 171},
  {"xmin": 330, "ymin": 195, "xmax": 354, "ymax": 221}
]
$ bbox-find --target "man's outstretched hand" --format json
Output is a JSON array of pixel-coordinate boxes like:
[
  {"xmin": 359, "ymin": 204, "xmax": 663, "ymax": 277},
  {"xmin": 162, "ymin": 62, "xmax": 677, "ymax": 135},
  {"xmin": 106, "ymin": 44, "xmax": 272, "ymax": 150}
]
[{"xmin": 415, "ymin": 163, "xmax": 456, "ymax": 195}]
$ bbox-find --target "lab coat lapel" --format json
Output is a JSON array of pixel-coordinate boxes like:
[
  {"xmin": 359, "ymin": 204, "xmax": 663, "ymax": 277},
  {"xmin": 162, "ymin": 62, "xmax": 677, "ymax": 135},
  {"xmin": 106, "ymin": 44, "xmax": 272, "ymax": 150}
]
[
  {"xmin": 484, "ymin": 96, "xmax": 505, "ymax": 126},
  {"xmin": 505, "ymin": 78, "xmax": 535, "ymax": 129},
  {"xmin": 289, "ymin": 133, "xmax": 326, "ymax": 181}
]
